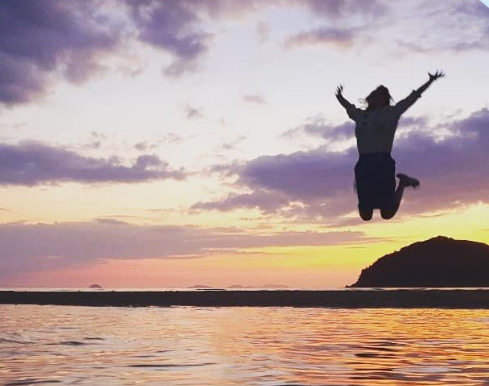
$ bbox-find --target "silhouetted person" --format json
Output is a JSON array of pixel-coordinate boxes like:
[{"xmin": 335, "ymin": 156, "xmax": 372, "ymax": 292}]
[{"xmin": 336, "ymin": 71, "xmax": 444, "ymax": 221}]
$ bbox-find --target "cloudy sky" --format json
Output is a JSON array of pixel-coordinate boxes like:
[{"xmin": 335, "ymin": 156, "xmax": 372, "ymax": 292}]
[{"xmin": 0, "ymin": 0, "xmax": 488, "ymax": 288}]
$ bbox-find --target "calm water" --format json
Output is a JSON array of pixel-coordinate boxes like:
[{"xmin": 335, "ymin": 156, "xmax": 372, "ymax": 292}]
[{"xmin": 2, "ymin": 306, "xmax": 489, "ymax": 385}]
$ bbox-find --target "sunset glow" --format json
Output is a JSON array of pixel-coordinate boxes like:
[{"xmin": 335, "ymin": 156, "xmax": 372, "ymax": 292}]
[{"xmin": 0, "ymin": 0, "xmax": 488, "ymax": 288}]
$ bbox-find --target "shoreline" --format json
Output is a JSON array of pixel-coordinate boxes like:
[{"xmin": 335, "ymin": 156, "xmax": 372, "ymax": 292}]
[{"xmin": 3, "ymin": 289, "xmax": 489, "ymax": 308}]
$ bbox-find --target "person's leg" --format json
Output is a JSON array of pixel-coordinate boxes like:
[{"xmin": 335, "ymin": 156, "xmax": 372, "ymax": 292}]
[
  {"xmin": 354, "ymin": 157, "xmax": 374, "ymax": 221},
  {"xmin": 381, "ymin": 173, "xmax": 420, "ymax": 219},
  {"xmin": 359, "ymin": 208, "xmax": 374, "ymax": 221},
  {"xmin": 380, "ymin": 186, "xmax": 403, "ymax": 219}
]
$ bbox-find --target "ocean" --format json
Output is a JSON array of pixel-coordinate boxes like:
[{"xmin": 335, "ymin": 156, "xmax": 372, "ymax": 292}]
[{"xmin": 2, "ymin": 302, "xmax": 489, "ymax": 385}]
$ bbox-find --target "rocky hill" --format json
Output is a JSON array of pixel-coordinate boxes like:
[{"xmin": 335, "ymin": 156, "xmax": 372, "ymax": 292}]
[{"xmin": 349, "ymin": 236, "xmax": 489, "ymax": 287}]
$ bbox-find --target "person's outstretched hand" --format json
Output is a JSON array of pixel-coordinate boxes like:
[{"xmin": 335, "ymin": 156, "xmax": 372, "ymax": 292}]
[
  {"xmin": 429, "ymin": 70, "xmax": 445, "ymax": 81},
  {"xmin": 336, "ymin": 84, "xmax": 344, "ymax": 96}
]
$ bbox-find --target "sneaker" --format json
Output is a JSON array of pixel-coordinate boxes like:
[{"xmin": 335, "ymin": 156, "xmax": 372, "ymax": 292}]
[{"xmin": 397, "ymin": 173, "xmax": 420, "ymax": 189}]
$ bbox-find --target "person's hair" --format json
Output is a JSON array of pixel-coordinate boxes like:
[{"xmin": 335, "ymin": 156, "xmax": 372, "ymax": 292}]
[{"xmin": 365, "ymin": 85, "xmax": 393, "ymax": 109}]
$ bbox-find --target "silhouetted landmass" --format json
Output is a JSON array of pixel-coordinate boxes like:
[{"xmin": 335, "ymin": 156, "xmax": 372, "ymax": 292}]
[
  {"xmin": 190, "ymin": 285, "xmax": 226, "ymax": 291},
  {"xmin": 350, "ymin": 236, "xmax": 489, "ymax": 287},
  {"xmin": 89, "ymin": 284, "xmax": 103, "ymax": 289},
  {"xmin": 4, "ymin": 289, "xmax": 489, "ymax": 308},
  {"xmin": 195, "ymin": 288, "xmax": 226, "ymax": 291},
  {"xmin": 262, "ymin": 284, "xmax": 289, "ymax": 289}
]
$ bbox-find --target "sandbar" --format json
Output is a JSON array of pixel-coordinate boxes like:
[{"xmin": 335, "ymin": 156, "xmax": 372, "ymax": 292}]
[{"xmin": 2, "ymin": 289, "xmax": 489, "ymax": 308}]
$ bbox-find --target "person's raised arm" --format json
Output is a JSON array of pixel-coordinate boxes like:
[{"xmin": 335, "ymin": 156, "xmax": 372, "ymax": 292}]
[
  {"xmin": 335, "ymin": 85, "xmax": 359, "ymax": 120},
  {"xmin": 416, "ymin": 70, "xmax": 445, "ymax": 95},
  {"xmin": 395, "ymin": 70, "xmax": 445, "ymax": 115}
]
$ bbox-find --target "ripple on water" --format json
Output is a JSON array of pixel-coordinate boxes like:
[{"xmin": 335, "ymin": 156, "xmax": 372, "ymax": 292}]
[
  {"xmin": 2, "ymin": 306, "xmax": 489, "ymax": 385},
  {"xmin": 5, "ymin": 379, "xmax": 62, "ymax": 386},
  {"xmin": 128, "ymin": 362, "xmax": 216, "ymax": 368},
  {"xmin": 0, "ymin": 338, "xmax": 32, "ymax": 345},
  {"xmin": 57, "ymin": 341, "xmax": 87, "ymax": 346}
]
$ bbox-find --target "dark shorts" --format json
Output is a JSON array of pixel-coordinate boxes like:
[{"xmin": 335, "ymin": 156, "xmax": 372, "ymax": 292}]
[{"xmin": 354, "ymin": 153, "xmax": 396, "ymax": 211}]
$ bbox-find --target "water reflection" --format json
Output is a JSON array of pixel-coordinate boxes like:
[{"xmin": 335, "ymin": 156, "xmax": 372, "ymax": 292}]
[{"xmin": 1, "ymin": 306, "xmax": 489, "ymax": 385}]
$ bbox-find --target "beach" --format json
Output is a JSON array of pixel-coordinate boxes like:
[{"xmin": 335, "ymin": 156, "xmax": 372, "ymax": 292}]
[{"xmin": 3, "ymin": 289, "xmax": 489, "ymax": 308}]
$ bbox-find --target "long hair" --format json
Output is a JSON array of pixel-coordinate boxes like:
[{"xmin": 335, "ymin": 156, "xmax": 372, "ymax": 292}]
[{"xmin": 365, "ymin": 85, "xmax": 393, "ymax": 110}]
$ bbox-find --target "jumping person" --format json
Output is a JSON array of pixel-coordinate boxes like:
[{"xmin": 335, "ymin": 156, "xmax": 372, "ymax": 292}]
[{"xmin": 335, "ymin": 71, "xmax": 444, "ymax": 221}]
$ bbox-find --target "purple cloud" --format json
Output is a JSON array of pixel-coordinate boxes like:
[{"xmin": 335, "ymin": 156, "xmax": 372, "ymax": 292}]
[
  {"xmin": 243, "ymin": 94, "xmax": 268, "ymax": 105},
  {"xmin": 282, "ymin": 118, "xmax": 353, "ymax": 144},
  {"xmin": 0, "ymin": 220, "xmax": 375, "ymax": 280},
  {"xmin": 395, "ymin": 0, "xmax": 489, "ymax": 54},
  {"xmin": 3, "ymin": 0, "xmax": 480, "ymax": 107},
  {"xmin": 194, "ymin": 147, "xmax": 358, "ymax": 221},
  {"xmin": 393, "ymin": 108, "xmax": 489, "ymax": 213},
  {"xmin": 0, "ymin": 141, "xmax": 185, "ymax": 186},
  {"xmin": 283, "ymin": 116, "xmax": 432, "ymax": 146},
  {"xmin": 285, "ymin": 27, "xmax": 357, "ymax": 49},
  {"xmin": 297, "ymin": 0, "xmax": 385, "ymax": 17},
  {"xmin": 0, "ymin": 0, "xmax": 214, "ymax": 105},
  {"xmin": 256, "ymin": 21, "xmax": 271, "ymax": 43},
  {"xmin": 135, "ymin": 134, "xmax": 183, "ymax": 151},
  {"xmin": 192, "ymin": 190, "xmax": 290, "ymax": 213},
  {"xmin": 125, "ymin": 0, "xmax": 213, "ymax": 77},
  {"xmin": 197, "ymin": 109, "xmax": 489, "ymax": 221},
  {"xmin": 283, "ymin": 0, "xmax": 489, "ymax": 55},
  {"xmin": 183, "ymin": 104, "xmax": 204, "ymax": 119},
  {"xmin": 283, "ymin": 0, "xmax": 385, "ymax": 49},
  {"xmin": 80, "ymin": 132, "xmax": 106, "ymax": 150},
  {"xmin": 217, "ymin": 136, "xmax": 247, "ymax": 152},
  {"xmin": 239, "ymin": 149, "xmax": 355, "ymax": 200},
  {"xmin": 0, "ymin": 0, "xmax": 119, "ymax": 105}
]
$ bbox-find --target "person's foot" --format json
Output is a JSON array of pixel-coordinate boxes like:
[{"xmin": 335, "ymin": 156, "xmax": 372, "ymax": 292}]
[{"xmin": 397, "ymin": 173, "xmax": 420, "ymax": 189}]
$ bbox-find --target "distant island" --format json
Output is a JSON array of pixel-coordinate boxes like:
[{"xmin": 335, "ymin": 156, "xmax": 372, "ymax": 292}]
[
  {"xmin": 349, "ymin": 236, "xmax": 489, "ymax": 287},
  {"xmin": 261, "ymin": 284, "xmax": 289, "ymax": 289},
  {"xmin": 228, "ymin": 284, "xmax": 289, "ymax": 289},
  {"xmin": 89, "ymin": 284, "xmax": 103, "ymax": 289},
  {"xmin": 189, "ymin": 285, "xmax": 226, "ymax": 291}
]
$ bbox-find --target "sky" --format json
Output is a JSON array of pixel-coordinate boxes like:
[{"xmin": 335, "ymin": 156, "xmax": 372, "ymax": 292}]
[{"xmin": 0, "ymin": 0, "xmax": 488, "ymax": 289}]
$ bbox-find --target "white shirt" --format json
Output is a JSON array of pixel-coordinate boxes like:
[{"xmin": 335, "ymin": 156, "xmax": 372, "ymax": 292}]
[{"xmin": 343, "ymin": 91, "xmax": 421, "ymax": 155}]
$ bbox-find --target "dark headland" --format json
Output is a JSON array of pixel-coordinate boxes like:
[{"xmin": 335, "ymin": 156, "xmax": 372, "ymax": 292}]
[{"xmin": 350, "ymin": 236, "xmax": 489, "ymax": 287}]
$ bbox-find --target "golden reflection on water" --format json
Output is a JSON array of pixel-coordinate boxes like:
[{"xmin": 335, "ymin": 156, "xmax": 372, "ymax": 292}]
[{"xmin": 2, "ymin": 306, "xmax": 489, "ymax": 385}]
